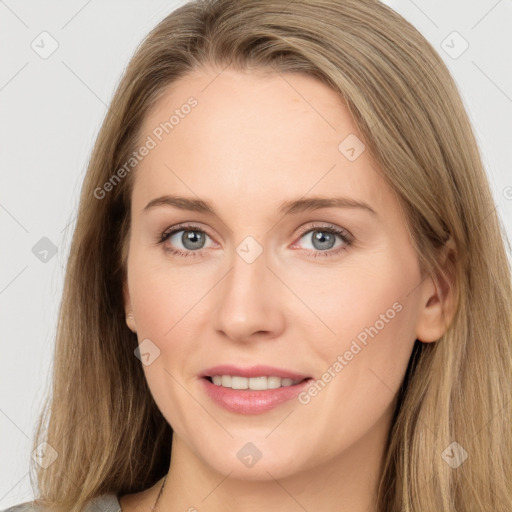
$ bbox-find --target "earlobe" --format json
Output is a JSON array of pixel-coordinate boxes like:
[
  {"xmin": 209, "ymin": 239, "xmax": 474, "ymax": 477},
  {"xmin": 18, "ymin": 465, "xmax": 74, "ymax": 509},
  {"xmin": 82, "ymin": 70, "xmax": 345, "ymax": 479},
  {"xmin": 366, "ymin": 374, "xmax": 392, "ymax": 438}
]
[
  {"xmin": 123, "ymin": 281, "xmax": 137, "ymax": 333},
  {"xmin": 126, "ymin": 312, "xmax": 137, "ymax": 333}
]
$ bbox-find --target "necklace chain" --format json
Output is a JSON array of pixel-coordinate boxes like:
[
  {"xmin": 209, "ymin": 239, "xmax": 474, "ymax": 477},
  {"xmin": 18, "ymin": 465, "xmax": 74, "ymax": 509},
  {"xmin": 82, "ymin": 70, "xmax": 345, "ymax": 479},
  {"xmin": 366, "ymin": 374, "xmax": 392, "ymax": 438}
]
[{"xmin": 151, "ymin": 473, "xmax": 168, "ymax": 512}]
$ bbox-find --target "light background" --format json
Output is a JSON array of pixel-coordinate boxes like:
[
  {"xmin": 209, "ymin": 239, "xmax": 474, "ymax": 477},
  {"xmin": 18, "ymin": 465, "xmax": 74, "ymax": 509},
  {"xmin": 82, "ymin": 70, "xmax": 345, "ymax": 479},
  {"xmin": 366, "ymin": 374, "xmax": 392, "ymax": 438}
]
[{"xmin": 1, "ymin": 0, "xmax": 511, "ymax": 507}]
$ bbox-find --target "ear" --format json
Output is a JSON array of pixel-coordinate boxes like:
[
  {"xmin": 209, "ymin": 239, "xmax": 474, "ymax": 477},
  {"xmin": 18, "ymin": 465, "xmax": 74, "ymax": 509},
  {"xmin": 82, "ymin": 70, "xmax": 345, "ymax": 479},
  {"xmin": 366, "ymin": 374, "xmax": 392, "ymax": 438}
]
[
  {"xmin": 123, "ymin": 280, "xmax": 137, "ymax": 333},
  {"xmin": 415, "ymin": 238, "xmax": 457, "ymax": 343}
]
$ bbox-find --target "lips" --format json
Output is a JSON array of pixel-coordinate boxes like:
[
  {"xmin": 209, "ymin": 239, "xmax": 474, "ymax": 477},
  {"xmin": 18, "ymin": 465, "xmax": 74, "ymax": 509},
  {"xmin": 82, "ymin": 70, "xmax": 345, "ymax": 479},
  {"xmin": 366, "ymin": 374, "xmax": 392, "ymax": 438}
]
[
  {"xmin": 200, "ymin": 375, "xmax": 313, "ymax": 414},
  {"xmin": 199, "ymin": 364, "xmax": 312, "ymax": 381}
]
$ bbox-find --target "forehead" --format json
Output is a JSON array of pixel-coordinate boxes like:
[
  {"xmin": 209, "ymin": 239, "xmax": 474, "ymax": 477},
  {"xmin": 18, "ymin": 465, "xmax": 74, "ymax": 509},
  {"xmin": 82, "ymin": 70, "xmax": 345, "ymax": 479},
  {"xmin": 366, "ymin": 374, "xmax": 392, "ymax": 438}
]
[{"xmin": 132, "ymin": 66, "xmax": 394, "ymax": 219}]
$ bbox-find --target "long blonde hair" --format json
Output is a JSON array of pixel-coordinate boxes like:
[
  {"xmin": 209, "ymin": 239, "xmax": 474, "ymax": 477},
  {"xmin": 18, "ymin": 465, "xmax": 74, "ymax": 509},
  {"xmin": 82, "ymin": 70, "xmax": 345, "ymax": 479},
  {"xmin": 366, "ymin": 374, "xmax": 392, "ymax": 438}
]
[{"xmin": 30, "ymin": 0, "xmax": 512, "ymax": 510}]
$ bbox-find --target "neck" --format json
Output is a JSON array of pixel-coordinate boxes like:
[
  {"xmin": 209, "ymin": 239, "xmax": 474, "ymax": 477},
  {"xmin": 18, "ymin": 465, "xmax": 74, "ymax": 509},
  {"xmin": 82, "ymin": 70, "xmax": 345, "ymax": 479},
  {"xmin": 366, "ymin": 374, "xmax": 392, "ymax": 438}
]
[{"xmin": 159, "ymin": 413, "xmax": 391, "ymax": 512}]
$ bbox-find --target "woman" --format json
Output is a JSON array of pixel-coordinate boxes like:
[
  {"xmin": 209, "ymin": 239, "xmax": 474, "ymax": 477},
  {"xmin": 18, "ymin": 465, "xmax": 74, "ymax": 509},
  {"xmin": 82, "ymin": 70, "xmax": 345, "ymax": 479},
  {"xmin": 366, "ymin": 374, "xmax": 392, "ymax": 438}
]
[{"xmin": 4, "ymin": 0, "xmax": 511, "ymax": 510}]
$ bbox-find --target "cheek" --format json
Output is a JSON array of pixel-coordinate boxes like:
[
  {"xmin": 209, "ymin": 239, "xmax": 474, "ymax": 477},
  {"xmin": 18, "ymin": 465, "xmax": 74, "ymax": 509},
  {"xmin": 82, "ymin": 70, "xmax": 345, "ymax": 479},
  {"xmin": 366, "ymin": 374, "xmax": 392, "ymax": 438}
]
[
  {"xmin": 127, "ymin": 255, "xmax": 206, "ymax": 432},
  {"xmin": 127, "ymin": 249, "xmax": 216, "ymax": 387},
  {"xmin": 130, "ymin": 277, "xmax": 174, "ymax": 338},
  {"xmin": 295, "ymin": 260, "xmax": 413, "ymax": 332},
  {"xmin": 291, "ymin": 253, "xmax": 420, "ymax": 388},
  {"xmin": 128, "ymin": 247, "xmax": 205, "ymax": 337},
  {"xmin": 288, "ymin": 263, "xmax": 419, "ymax": 448}
]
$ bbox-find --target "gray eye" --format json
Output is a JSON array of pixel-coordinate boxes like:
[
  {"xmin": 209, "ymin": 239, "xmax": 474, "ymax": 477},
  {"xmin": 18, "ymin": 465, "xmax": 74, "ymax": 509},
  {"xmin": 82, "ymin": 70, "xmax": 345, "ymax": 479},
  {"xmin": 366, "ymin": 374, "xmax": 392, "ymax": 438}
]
[
  {"xmin": 299, "ymin": 229, "xmax": 342, "ymax": 251},
  {"xmin": 171, "ymin": 230, "xmax": 209, "ymax": 250}
]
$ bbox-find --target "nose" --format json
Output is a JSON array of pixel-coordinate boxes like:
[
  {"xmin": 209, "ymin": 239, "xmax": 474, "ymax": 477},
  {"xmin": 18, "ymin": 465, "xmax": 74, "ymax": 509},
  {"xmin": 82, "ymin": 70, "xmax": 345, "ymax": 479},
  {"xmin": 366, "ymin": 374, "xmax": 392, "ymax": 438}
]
[{"xmin": 212, "ymin": 243, "xmax": 286, "ymax": 343}]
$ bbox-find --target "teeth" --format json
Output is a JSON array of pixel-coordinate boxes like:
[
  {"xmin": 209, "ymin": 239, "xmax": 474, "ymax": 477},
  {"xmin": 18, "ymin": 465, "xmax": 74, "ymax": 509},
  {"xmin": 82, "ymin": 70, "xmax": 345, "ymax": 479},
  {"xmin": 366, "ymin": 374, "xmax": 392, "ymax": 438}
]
[{"xmin": 210, "ymin": 375, "xmax": 303, "ymax": 390}]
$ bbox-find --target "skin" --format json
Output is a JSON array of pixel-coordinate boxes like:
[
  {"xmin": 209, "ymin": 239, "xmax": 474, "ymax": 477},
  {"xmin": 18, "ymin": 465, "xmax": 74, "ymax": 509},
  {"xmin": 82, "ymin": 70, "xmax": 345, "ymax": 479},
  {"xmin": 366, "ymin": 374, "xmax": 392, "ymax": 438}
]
[{"xmin": 120, "ymin": 65, "xmax": 454, "ymax": 512}]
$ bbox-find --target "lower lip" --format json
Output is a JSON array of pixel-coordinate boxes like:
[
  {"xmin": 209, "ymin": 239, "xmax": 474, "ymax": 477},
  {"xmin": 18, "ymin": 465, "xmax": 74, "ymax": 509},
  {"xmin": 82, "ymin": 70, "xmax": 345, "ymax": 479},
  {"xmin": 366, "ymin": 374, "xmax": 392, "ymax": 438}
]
[{"xmin": 200, "ymin": 377, "xmax": 313, "ymax": 415}]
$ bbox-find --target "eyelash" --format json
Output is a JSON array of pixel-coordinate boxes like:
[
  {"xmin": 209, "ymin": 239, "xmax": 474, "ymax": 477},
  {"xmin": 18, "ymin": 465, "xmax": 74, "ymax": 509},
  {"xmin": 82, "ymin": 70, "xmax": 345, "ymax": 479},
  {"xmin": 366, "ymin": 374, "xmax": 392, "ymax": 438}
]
[{"xmin": 157, "ymin": 222, "xmax": 353, "ymax": 259}]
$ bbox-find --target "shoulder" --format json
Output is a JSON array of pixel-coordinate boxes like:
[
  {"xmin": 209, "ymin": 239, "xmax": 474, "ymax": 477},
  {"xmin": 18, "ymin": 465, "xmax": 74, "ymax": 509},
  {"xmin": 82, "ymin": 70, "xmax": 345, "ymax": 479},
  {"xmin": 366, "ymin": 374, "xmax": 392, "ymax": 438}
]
[
  {"xmin": 0, "ymin": 493, "xmax": 122, "ymax": 512},
  {"xmin": 0, "ymin": 501, "xmax": 44, "ymax": 512},
  {"xmin": 0, "ymin": 503, "xmax": 40, "ymax": 512}
]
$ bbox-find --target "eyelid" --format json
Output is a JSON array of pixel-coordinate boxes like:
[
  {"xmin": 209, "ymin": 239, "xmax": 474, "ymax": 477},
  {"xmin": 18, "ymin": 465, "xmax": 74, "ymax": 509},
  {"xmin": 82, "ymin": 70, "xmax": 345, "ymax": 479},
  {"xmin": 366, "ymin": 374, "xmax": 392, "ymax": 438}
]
[
  {"xmin": 294, "ymin": 222, "xmax": 354, "ymax": 243},
  {"xmin": 160, "ymin": 222, "xmax": 210, "ymax": 240}
]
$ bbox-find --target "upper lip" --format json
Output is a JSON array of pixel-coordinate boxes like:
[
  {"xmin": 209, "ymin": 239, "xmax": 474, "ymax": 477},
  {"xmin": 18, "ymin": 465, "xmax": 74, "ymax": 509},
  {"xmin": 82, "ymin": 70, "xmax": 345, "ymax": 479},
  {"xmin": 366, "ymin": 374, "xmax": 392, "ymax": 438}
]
[{"xmin": 200, "ymin": 364, "xmax": 312, "ymax": 381}]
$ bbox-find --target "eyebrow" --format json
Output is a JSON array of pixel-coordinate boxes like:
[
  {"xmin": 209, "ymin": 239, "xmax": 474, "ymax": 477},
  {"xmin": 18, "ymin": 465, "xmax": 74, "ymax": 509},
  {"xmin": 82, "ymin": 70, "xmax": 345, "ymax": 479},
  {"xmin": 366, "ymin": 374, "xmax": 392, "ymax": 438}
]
[{"xmin": 143, "ymin": 195, "xmax": 377, "ymax": 216}]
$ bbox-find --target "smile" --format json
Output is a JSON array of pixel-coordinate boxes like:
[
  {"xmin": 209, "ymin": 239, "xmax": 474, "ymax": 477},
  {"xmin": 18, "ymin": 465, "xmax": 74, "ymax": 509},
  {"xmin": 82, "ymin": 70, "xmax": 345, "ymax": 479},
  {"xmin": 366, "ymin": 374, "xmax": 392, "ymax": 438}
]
[{"xmin": 207, "ymin": 375, "xmax": 306, "ymax": 390}]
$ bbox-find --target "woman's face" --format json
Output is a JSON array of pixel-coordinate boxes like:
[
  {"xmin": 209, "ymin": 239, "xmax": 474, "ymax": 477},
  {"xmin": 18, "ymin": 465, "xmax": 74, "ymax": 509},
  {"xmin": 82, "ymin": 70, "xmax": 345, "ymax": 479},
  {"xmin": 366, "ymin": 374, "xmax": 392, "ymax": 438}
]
[{"xmin": 123, "ymin": 65, "xmax": 437, "ymax": 481}]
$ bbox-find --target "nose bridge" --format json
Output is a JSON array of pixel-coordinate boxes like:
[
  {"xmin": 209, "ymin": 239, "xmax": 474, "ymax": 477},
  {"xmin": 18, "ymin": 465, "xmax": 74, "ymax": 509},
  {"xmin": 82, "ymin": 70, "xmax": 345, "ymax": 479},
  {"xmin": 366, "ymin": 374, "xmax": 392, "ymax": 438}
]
[{"xmin": 213, "ymin": 239, "xmax": 284, "ymax": 341}]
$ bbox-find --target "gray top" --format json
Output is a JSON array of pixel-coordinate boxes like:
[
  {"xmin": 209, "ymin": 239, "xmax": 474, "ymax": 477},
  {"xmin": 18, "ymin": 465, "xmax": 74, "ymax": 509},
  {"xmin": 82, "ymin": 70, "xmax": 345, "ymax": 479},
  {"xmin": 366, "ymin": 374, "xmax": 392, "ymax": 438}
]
[{"xmin": 0, "ymin": 493, "xmax": 122, "ymax": 512}]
